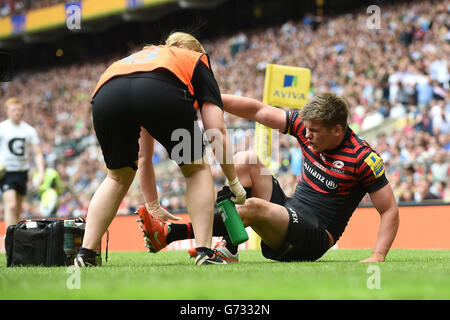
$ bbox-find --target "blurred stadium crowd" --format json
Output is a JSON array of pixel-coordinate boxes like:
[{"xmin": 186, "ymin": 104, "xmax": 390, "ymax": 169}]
[
  {"xmin": 0, "ymin": 0, "xmax": 449, "ymax": 220},
  {"xmin": 0, "ymin": 0, "xmax": 64, "ymax": 17}
]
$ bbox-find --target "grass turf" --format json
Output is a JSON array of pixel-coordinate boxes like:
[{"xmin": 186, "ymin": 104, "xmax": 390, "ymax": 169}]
[{"xmin": 0, "ymin": 249, "xmax": 449, "ymax": 300}]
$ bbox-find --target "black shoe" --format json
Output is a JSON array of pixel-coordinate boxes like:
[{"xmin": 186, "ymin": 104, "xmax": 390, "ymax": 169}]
[
  {"xmin": 194, "ymin": 248, "xmax": 228, "ymax": 266},
  {"xmin": 74, "ymin": 252, "xmax": 101, "ymax": 267}
]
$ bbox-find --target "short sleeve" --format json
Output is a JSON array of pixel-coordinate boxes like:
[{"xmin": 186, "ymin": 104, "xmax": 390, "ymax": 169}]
[
  {"xmin": 29, "ymin": 126, "xmax": 40, "ymax": 145},
  {"xmin": 358, "ymin": 149, "xmax": 389, "ymax": 193},
  {"xmin": 191, "ymin": 60, "xmax": 223, "ymax": 111},
  {"xmin": 284, "ymin": 110, "xmax": 305, "ymax": 139}
]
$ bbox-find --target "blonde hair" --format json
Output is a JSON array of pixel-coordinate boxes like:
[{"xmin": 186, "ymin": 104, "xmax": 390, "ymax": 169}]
[
  {"xmin": 300, "ymin": 93, "xmax": 349, "ymax": 130},
  {"xmin": 5, "ymin": 97, "xmax": 22, "ymax": 110},
  {"xmin": 165, "ymin": 32, "xmax": 206, "ymax": 54}
]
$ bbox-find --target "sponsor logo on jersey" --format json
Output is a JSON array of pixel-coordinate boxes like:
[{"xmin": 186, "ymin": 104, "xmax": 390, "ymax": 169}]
[
  {"xmin": 288, "ymin": 207, "xmax": 299, "ymax": 223},
  {"xmin": 333, "ymin": 160, "xmax": 344, "ymax": 169},
  {"xmin": 304, "ymin": 161, "xmax": 339, "ymax": 190},
  {"xmin": 364, "ymin": 152, "xmax": 385, "ymax": 178},
  {"xmin": 330, "ymin": 168, "xmax": 345, "ymax": 174},
  {"xmin": 313, "ymin": 161, "xmax": 328, "ymax": 172},
  {"xmin": 326, "ymin": 180, "xmax": 338, "ymax": 190}
]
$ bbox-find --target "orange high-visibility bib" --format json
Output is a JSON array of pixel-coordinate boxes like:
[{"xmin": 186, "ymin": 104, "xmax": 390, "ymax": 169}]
[{"xmin": 92, "ymin": 45, "xmax": 210, "ymax": 109}]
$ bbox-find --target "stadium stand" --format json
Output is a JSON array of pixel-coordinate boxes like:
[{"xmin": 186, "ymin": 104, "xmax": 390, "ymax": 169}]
[
  {"xmin": 0, "ymin": 0, "xmax": 448, "ymax": 220},
  {"xmin": 0, "ymin": 0, "xmax": 65, "ymax": 17}
]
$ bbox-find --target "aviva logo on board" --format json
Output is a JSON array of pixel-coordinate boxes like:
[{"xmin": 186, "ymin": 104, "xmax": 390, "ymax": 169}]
[
  {"xmin": 283, "ymin": 74, "xmax": 298, "ymax": 87},
  {"xmin": 263, "ymin": 64, "xmax": 311, "ymax": 109},
  {"xmin": 273, "ymin": 73, "xmax": 305, "ymax": 101}
]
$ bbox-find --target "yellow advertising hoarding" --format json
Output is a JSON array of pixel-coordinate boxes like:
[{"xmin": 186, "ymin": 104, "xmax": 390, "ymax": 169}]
[
  {"xmin": 26, "ymin": 4, "xmax": 66, "ymax": 31},
  {"xmin": 255, "ymin": 63, "xmax": 311, "ymax": 169},
  {"xmin": 0, "ymin": 18, "xmax": 11, "ymax": 38},
  {"xmin": 250, "ymin": 64, "xmax": 311, "ymax": 250},
  {"xmin": 262, "ymin": 63, "xmax": 311, "ymax": 109},
  {"xmin": 83, "ymin": 0, "xmax": 128, "ymax": 20},
  {"xmin": 0, "ymin": 0, "xmax": 175, "ymax": 39}
]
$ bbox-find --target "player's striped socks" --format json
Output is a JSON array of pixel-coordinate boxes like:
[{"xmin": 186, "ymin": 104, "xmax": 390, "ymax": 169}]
[{"xmin": 166, "ymin": 212, "xmax": 229, "ymax": 243}]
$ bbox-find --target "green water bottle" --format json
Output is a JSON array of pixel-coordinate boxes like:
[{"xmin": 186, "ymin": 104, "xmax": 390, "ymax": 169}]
[{"xmin": 216, "ymin": 186, "xmax": 249, "ymax": 245}]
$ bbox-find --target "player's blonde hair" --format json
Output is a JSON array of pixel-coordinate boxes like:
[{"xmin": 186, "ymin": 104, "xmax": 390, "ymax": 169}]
[
  {"xmin": 300, "ymin": 93, "xmax": 349, "ymax": 130},
  {"xmin": 165, "ymin": 32, "xmax": 206, "ymax": 54},
  {"xmin": 4, "ymin": 97, "xmax": 22, "ymax": 110}
]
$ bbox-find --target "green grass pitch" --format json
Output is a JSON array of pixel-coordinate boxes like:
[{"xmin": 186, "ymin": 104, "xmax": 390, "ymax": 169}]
[{"xmin": 1, "ymin": 249, "xmax": 449, "ymax": 300}]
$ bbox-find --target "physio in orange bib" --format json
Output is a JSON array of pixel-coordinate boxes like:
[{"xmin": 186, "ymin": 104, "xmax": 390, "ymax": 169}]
[{"xmin": 75, "ymin": 32, "xmax": 246, "ymax": 267}]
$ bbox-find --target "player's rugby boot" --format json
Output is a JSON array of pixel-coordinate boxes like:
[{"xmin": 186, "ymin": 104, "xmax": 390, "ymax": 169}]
[
  {"xmin": 212, "ymin": 240, "xmax": 239, "ymax": 263},
  {"xmin": 194, "ymin": 248, "xmax": 228, "ymax": 265},
  {"xmin": 188, "ymin": 240, "xmax": 239, "ymax": 263},
  {"xmin": 187, "ymin": 247, "xmax": 197, "ymax": 258},
  {"xmin": 136, "ymin": 205, "xmax": 170, "ymax": 253},
  {"xmin": 74, "ymin": 251, "xmax": 101, "ymax": 267}
]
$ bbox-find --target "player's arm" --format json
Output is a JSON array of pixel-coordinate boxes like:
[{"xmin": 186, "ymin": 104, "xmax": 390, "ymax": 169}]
[
  {"xmin": 32, "ymin": 143, "xmax": 45, "ymax": 186},
  {"xmin": 360, "ymin": 183, "xmax": 399, "ymax": 263},
  {"xmin": 192, "ymin": 62, "xmax": 236, "ymax": 183},
  {"xmin": 138, "ymin": 127, "xmax": 180, "ymax": 221},
  {"xmin": 193, "ymin": 63, "xmax": 245, "ymax": 204},
  {"xmin": 138, "ymin": 127, "xmax": 157, "ymax": 202},
  {"xmin": 201, "ymin": 101, "xmax": 236, "ymax": 182},
  {"xmin": 201, "ymin": 102, "xmax": 246, "ymax": 204},
  {"xmin": 221, "ymin": 94, "xmax": 287, "ymax": 132}
]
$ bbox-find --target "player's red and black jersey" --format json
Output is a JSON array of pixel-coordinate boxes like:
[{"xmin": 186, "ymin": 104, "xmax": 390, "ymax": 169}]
[{"xmin": 283, "ymin": 110, "xmax": 388, "ymax": 242}]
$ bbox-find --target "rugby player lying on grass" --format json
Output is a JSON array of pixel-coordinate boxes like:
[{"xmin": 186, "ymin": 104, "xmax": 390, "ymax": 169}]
[{"xmin": 137, "ymin": 92, "xmax": 399, "ymax": 263}]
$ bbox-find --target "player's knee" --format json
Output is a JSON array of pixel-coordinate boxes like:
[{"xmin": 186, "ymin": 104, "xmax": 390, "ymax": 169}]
[
  {"xmin": 107, "ymin": 167, "xmax": 135, "ymax": 186},
  {"xmin": 238, "ymin": 197, "xmax": 268, "ymax": 225},
  {"xmin": 234, "ymin": 151, "xmax": 260, "ymax": 186},
  {"xmin": 180, "ymin": 161, "xmax": 209, "ymax": 178},
  {"xmin": 4, "ymin": 201, "xmax": 18, "ymax": 214},
  {"xmin": 5, "ymin": 202, "xmax": 16, "ymax": 211},
  {"xmin": 234, "ymin": 151, "xmax": 259, "ymax": 171}
]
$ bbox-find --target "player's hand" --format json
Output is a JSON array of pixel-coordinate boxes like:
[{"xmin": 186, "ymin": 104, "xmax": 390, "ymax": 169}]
[
  {"xmin": 145, "ymin": 200, "xmax": 182, "ymax": 222},
  {"xmin": 359, "ymin": 252, "xmax": 385, "ymax": 263},
  {"xmin": 228, "ymin": 177, "xmax": 246, "ymax": 205}
]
